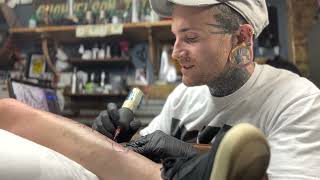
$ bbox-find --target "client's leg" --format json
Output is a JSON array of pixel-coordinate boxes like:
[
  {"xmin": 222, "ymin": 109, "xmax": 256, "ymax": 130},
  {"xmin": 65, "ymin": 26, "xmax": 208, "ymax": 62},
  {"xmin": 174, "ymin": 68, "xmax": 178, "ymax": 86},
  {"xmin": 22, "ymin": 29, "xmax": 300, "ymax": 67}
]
[
  {"xmin": 0, "ymin": 98, "xmax": 161, "ymax": 180},
  {"xmin": 0, "ymin": 129, "xmax": 98, "ymax": 180}
]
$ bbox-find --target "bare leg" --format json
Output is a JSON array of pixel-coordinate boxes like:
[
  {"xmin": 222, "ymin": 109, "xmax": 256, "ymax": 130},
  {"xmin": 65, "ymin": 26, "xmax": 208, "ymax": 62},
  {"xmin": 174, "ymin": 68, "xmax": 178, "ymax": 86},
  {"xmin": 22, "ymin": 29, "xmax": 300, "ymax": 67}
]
[{"xmin": 0, "ymin": 98, "xmax": 161, "ymax": 180}]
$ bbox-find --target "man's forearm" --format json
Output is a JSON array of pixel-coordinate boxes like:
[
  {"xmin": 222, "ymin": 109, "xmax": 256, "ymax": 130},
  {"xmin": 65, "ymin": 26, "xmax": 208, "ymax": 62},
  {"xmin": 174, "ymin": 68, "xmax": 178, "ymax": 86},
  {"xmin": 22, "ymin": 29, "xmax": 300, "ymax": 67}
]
[{"xmin": 0, "ymin": 99, "xmax": 161, "ymax": 180}]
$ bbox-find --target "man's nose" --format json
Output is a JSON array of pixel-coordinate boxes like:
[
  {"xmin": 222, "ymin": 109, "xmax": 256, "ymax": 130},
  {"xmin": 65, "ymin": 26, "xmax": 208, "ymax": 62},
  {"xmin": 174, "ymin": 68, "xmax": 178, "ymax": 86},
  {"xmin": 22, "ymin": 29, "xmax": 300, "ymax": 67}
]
[{"xmin": 172, "ymin": 41, "xmax": 187, "ymax": 61}]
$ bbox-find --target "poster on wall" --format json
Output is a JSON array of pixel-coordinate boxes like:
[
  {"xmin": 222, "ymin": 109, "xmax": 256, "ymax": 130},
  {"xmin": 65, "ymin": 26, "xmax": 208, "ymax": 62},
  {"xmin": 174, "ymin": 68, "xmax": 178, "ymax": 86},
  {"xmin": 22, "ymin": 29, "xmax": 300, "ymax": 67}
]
[{"xmin": 28, "ymin": 54, "xmax": 46, "ymax": 79}]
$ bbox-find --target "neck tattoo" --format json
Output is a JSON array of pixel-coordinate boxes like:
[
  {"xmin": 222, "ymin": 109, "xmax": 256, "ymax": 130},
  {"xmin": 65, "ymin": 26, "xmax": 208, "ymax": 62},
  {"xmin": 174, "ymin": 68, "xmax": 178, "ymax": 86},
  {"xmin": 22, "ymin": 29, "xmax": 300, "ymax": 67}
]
[
  {"xmin": 208, "ymin": 44, "xmax": 253, "ymax": 97},
  {"xmin": 208, "ymin": 66, "xmax": 250, "ymax": 97}
]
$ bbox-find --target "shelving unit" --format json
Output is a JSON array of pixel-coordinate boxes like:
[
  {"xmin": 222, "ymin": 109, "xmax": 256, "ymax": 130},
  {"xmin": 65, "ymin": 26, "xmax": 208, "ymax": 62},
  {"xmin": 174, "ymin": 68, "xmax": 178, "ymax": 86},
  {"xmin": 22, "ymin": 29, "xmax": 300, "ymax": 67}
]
[
  {"xmin": 9, "ymin": 20, "xmax": 175, "ymax": 114},
  {"xmin": 9, "ymin": 20, "xmax": 174, "ymax": 79}
]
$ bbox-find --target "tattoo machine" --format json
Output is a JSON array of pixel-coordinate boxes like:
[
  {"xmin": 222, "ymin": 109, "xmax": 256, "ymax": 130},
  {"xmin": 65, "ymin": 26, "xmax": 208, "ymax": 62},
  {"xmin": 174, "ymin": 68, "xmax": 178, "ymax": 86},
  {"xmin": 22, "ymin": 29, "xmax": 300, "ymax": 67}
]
[{"xmin": 113, "ymin": 88, "xmax": 144, "ymax": 141}]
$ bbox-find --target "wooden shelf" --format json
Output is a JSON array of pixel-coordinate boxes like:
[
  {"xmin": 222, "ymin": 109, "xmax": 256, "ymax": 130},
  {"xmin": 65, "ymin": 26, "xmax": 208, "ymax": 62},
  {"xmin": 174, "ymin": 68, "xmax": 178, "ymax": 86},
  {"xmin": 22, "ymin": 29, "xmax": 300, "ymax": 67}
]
[
  {"xmin": 10, "ymin": 20, "xmax": 172, "ymax": 33},
  {"xmin": 9, "ymin": 20, "xmax": 174, "ymax": 42},
  {"xmin": 64, "ymin": 92, "xmax": 127, "ymax": 97},
  {"xmin": 68, "ymin": 57, "xmax": 131, "ymax": 67},
  {"xmin": 64, "ymin": 92, "xmax": 128, "ymax": 112}
]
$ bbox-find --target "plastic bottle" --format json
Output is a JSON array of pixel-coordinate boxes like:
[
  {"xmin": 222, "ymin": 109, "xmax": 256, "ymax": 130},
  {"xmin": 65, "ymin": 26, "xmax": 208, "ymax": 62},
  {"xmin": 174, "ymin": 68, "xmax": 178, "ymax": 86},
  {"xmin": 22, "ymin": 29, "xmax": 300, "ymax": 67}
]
[{"xmin": 71, "ymin": 67, "xmax": 77, "ymax": 94}]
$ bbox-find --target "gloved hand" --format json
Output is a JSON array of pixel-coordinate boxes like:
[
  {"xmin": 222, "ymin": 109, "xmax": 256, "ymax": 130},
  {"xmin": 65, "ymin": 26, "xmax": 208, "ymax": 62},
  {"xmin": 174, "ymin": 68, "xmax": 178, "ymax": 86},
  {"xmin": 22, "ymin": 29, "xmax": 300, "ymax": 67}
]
[
  {"xmin": 92, "ymin": 103, "xmax": 141, "ymax": 143},
  {"xmin": 126, "ymin": 130, "xmax": 198, "ymax": 162}
]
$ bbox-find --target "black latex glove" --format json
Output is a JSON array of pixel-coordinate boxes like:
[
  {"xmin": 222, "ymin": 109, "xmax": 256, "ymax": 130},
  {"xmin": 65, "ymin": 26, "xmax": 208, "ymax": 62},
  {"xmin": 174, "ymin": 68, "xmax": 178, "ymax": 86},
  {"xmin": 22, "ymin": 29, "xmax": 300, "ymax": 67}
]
[
  {"xmin": 92, "ymin": 103, "xmax": 141, "ymax": 143},
  {"xmin": 126, "ymin": 130, "xmax": 198, "ymax": 162}
]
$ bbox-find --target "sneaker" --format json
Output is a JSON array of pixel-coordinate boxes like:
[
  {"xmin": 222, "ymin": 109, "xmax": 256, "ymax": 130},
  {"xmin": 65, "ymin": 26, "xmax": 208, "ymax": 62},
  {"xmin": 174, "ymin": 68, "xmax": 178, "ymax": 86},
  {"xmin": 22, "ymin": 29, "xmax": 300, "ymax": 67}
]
[{"xmin": 161, "ymin": 123, "xmax": 270, "ymax": 180}]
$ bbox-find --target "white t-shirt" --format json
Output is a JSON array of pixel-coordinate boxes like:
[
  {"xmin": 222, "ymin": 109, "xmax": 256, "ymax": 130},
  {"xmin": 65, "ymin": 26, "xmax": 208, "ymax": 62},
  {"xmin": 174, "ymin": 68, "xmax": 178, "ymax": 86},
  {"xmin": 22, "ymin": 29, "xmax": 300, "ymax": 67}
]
[
  {"xmin": 141, "ymin": 64, "xmax": 320, "ymax": 179},
  {"xmin": 0, "ymin": 129, "xmax": 99, "ymax": 180}
]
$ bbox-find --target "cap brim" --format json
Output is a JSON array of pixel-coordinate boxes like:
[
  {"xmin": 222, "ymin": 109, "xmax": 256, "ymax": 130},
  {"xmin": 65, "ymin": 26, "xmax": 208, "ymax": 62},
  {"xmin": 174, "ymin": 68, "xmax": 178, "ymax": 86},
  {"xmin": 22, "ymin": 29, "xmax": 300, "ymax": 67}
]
[
  {"xmin": 149, "ymin": 0, "xmax": 173, "ymax": 17},
  {"xmin": 150, "ymin": 0, "xmax": 222, "ymax": 17}
]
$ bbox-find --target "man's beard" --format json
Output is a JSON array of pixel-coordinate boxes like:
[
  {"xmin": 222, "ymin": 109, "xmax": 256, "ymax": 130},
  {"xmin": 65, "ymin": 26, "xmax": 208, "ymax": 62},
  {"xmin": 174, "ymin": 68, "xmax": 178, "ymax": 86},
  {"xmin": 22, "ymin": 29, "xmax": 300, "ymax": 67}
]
[{"xmin": 208, "ymin": 65, "xmax": 250, "ymax": 97}]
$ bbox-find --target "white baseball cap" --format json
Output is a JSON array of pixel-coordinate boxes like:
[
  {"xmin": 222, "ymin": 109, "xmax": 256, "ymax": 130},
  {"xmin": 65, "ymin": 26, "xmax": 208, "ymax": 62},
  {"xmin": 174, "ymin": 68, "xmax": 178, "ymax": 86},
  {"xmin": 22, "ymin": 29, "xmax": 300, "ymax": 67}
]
[{"xmin": 149, "ymin": 0, "xmax": 269, "ymax": 38}]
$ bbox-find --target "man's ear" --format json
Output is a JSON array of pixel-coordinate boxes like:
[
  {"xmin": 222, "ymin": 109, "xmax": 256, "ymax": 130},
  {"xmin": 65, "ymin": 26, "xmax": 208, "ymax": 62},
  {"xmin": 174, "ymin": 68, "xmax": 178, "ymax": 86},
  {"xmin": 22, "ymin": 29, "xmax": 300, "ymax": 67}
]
[
  {"xmin": 229, "ymin": 24, "xmax": 255, "ymax": 67},
  {"xmin": 239, "ymin": 24, "xmax": 254, "ymax": 46},
  {"xmin": 232, "ymin": 24, "xmax": 254, "ymax": 47}
]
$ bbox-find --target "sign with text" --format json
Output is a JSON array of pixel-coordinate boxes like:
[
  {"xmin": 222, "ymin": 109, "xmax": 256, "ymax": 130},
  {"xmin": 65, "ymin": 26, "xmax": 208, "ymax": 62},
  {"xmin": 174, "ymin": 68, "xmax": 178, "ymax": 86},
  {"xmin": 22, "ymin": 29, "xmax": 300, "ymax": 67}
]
[
  {"xmin": 34, "ymin": 0, "xmax": 149, "ymax": 20},
  {"xmin": 76, "ymin": 24, "xmax": 123, "ymax": 37}
]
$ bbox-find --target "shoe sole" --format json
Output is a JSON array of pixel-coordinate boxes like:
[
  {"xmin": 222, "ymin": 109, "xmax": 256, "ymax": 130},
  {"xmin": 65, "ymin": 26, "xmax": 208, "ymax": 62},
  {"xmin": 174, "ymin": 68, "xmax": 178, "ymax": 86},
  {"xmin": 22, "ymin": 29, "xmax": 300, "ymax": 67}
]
[{"xmin": 209, "ymin": 123, "xmax": 270, "ymax": 180}]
